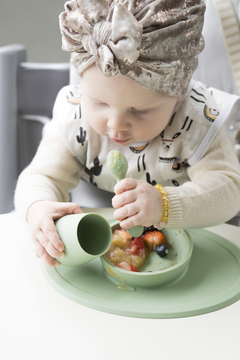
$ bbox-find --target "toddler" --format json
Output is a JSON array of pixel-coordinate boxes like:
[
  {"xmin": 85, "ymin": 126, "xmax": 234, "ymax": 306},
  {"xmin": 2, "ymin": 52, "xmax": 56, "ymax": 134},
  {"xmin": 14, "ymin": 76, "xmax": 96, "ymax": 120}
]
[{"xmin": 15, "ymin": 0, "xmax": 240, "ymax": 267}]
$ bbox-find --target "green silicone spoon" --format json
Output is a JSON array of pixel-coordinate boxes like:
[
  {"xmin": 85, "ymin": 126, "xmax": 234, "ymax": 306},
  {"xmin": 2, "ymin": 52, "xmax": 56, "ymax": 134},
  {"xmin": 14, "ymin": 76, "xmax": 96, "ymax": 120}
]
[{"xmin": 107, "ymin": 150, "xmax": 144, "ymax": 237}]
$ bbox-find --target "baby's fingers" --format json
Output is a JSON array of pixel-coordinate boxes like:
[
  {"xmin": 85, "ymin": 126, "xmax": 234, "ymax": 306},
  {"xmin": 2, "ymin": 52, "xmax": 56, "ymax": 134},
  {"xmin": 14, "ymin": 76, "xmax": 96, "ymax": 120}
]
[
  {"xmin": 33, "ymin": 238, "xmax": 60, "ymax": 268},
  {"xmin": 112, "ymin": 190, "xmax": 136, "ymax": 209},
  {"xmin": 114, "ymin": 178, "xmax": 137, "ymax": 195},
  {"xmin": 41, "ymin": 220, "xmax": 64, "ymax": 252},
  {"xmin": 38, "ymin": 231, "xmax": 65, "ymax": 259}
]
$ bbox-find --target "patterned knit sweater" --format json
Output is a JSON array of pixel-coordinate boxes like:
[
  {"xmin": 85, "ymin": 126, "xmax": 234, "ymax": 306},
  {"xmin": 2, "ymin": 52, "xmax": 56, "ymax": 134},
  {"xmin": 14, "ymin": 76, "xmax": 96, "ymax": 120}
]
[{"xmin": 15, "ymin": 80, "xmax": 240, "ymax": 229}]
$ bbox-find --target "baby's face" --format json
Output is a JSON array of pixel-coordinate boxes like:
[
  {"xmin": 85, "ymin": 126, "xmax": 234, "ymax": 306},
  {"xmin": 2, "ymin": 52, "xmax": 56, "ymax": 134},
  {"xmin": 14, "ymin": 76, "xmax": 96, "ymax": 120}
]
[{"xmin": 81, "ymin": 65, "xmax": 180, "ymax": 146}]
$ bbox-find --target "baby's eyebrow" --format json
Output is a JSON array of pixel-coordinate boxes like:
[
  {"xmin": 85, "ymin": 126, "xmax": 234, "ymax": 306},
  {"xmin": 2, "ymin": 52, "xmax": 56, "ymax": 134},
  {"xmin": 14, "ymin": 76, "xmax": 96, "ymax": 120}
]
[
  {"xmin": 131, "ymin": 101, "xmax": 163, "ymax": 110},
  {"xmin": 84, "ymin": 92, "xmax": 108, "ymax": 103},
  {"xmin": 84, "ymin": 90, "xmax": 163, "ymax": 109}
]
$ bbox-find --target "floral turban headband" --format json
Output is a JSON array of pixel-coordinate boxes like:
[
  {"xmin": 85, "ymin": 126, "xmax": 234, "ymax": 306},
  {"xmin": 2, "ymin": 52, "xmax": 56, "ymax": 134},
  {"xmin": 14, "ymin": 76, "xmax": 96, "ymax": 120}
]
[{"xmin": 59, "ymin": 0, "xmax": 205, "ymax": 96}]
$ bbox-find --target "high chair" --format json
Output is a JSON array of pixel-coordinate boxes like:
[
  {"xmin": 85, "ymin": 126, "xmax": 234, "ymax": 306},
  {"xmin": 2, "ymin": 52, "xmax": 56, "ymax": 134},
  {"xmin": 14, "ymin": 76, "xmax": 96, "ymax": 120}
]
[
  {"xmin": 194, "ymin": 0, "xmax": 240, "ymax": 156},
  {"xmin": 0, "ymin": 44, "xmax": 69, "ymax": 213},
  {"xmin": 194, "ymin": 0, "xmax": 240, "ymax": 225}
]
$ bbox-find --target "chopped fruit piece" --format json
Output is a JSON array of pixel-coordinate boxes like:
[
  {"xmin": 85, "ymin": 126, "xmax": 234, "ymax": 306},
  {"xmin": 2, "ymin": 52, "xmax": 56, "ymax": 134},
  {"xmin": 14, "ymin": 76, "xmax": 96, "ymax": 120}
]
[
  {"xmin": 156, "ymin": 244, "xmax": 169, "ymax": 258},
  {"xmin": 129, "ymin": 265, "xmax": 140, "ymax": 272},
  {"xmin": 143, "ymin": 230, "xmax": 166, "ymax": 251},
  {"xmin": 114, "ymin": 229, "xmax": 133, "ymax": 241},
  {"xmin": 106, "ymin": 248, "xmax": 128, "ymax": 264},
  {"xmin": 112, "ymin": 229, "xmax": 133, "ymax": 247},
  {"xmin": 116, "ymin": 262, "xmax": 140, "ymax": 272},
  {"xmin": 126, "ymin": 237, "xmax": 146, "ymax": 257}
]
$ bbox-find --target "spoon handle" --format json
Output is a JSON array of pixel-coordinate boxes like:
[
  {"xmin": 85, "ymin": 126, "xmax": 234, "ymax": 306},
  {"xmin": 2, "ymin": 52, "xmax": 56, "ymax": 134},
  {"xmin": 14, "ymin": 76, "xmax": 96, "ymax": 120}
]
[{"xmin": 107, "ymin": 150, "xmax": 144, "ymax": 237}]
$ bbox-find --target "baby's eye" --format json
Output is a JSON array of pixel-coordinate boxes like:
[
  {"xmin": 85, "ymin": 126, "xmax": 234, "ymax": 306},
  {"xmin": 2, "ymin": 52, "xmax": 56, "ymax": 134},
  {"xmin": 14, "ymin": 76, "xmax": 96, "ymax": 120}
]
[
  {"xmin": 94, "ymin": 101, "xmax": 108, "ymax": 107},
  {"xmin": 131, "ymin": 108, "xmax": 150, "ymax": 115}
]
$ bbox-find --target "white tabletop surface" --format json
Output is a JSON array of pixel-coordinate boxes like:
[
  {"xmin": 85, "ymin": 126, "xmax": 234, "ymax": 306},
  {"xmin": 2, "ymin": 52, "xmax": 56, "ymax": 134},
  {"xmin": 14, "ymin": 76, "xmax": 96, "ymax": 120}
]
[{"xmin": 1, "ymin": 208, "xmax": 240, "ymax": 360}]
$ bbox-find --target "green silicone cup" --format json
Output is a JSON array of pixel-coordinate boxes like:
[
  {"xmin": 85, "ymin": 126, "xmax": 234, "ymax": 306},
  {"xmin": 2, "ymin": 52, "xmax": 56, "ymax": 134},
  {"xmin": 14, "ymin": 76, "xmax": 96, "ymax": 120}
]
[
  {"xmin": 101, "ymin": 220, "xmax": 193, "ymax": 287},
  {"xmin": 55, "ymin": 213, "xmax": 112, "ymax": 267}
]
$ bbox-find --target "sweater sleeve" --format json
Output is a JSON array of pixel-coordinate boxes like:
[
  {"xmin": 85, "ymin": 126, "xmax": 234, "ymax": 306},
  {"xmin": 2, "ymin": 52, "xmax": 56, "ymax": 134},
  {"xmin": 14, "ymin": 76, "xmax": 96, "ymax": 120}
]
[
  {"xmin": 14, "ymin": 120, "xmax": 83, "ymax": 221},
  {"xmin": 163, "ymin": 125, "xmax": 240, "ymax": 229}
]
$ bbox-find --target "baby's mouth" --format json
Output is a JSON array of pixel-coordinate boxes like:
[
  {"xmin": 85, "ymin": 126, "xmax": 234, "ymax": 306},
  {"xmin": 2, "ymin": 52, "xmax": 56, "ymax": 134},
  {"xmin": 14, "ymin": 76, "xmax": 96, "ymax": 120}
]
[{"xmin": 111, "ymin": 137, "xmax": 131, "ymax": 144}]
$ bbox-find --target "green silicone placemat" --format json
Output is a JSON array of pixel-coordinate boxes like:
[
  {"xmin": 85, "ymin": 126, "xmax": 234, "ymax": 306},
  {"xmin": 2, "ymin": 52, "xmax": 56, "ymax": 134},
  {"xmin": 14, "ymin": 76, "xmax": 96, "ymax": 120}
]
[{"xmin": 41, "ymin": 228, "xmax": 240, "ymax": 318}]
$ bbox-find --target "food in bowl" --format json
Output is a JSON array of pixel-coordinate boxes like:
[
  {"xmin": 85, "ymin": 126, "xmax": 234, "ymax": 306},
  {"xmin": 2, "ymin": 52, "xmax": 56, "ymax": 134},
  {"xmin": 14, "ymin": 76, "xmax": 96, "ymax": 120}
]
[
  {"xmin": 101, "ymin": 221, "xmax": 193, "ymax": 288},
  {"xmin": 104, "ymin": 226, "xmax": 171, "ymax": 272}
]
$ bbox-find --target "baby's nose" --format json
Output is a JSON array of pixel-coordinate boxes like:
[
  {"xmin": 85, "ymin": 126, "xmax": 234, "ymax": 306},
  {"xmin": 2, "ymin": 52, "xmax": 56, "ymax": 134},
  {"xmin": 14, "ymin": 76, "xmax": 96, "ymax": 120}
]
[{"xmin": 107, "ymin": 114, "xmax": 130, "ymax": 131}]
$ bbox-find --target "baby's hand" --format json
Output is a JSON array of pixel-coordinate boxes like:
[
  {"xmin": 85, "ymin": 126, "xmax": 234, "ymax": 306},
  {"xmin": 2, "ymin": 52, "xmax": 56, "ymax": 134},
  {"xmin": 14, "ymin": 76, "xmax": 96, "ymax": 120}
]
[
  {"xmin": 26, "ymin": 201, "xmax": 83, "ymax": 267},
  {"xmin": 112, "ymin": 178, "xmax": 162, "ymax": 229}
]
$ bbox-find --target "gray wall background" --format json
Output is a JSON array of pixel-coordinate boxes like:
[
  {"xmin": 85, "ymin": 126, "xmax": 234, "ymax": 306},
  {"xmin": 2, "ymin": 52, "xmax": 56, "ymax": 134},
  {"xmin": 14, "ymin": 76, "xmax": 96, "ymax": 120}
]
[{"xmin": 0, "ymin": 0, "xmax": 70, "ymax": 63}]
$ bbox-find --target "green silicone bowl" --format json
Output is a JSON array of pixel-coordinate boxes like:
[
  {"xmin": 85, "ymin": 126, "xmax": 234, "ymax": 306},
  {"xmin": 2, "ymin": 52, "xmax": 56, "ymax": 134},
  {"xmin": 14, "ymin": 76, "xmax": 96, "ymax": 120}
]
[{"xmin": 101, "ymin": 221, "xmax": 193, "ymax": 288}]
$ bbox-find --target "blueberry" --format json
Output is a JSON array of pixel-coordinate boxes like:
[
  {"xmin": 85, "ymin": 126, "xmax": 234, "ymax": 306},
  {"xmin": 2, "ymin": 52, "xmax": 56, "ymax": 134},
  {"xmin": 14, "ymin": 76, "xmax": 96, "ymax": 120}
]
[
  {"xmin": 142, "ymin": 225, "xmax": 158, "ymax": 234},
  {"xmin": 156, "ymin": 244, "xmax": 169, "ymax": 257}
]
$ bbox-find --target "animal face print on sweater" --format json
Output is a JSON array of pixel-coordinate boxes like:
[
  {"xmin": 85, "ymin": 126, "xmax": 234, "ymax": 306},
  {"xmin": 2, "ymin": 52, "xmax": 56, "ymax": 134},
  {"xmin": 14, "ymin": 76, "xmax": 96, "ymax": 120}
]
[
  {"xmin": 66, "ymin": 90, "xmax": 82, "ymax": 120},
  {"xmin": 159, "ymin": 113, "xmax": 193, "ymax": 169},
  {"xmin": 190, "ymin": 87, "xmax": 219, "ymax": 122}
]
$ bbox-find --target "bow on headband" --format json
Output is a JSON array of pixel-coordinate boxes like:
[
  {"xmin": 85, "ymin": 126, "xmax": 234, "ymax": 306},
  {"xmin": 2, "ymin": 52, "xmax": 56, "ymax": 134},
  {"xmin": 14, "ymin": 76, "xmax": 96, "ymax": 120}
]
[{"xmin": 59, "ymin": 0, "xmax": 205, "ymax": 96}]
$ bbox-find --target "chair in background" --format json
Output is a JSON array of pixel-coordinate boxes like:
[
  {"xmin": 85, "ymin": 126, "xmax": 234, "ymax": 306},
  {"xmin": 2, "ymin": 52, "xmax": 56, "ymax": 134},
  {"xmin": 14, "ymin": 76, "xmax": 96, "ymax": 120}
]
[
  {"xmin": 0, "ymin": 44, "xmax": 70, "ymax": 213},
  {"xmin": 193, "ymin": 0, "xmax": 240, "ymax": 225},
  {"xmin": 194, "ymin": 0, "xmax": 240, "ymax": 153}
]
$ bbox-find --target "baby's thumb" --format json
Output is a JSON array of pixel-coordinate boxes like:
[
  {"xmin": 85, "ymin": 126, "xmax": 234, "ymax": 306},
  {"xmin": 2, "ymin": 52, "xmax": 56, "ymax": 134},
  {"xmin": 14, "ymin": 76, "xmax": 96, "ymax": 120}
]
[
  {"xmin": 60, "ymin": 202, "xmax": 83, "ymax": 215},
  {"xmin": 71, "ymin": 203, "xmax": 83, "ymax": 214}
]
